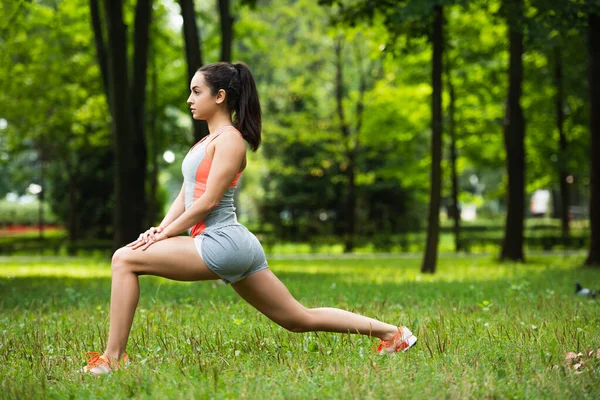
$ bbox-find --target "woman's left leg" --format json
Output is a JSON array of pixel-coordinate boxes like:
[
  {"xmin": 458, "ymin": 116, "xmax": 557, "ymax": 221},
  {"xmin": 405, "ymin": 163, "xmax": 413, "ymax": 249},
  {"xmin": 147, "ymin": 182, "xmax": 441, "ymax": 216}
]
[
  {"xmin": 105, "ymin": 236, "xmax": 219, "ymax": 360},
  {"xmin": 232, "ymin": 268, "xmax": 400, "ymax": 341},
  {"xmin": 82, "ymin": 237, "xmax": 219, "ymax": 375}
]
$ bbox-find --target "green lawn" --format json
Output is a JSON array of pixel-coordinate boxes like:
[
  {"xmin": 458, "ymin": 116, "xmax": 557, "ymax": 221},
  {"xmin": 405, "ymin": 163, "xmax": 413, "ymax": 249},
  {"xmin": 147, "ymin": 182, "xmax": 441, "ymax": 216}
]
[{"xmin": 1, "ymin": 253, "xmax": 599, "ymax": 399}]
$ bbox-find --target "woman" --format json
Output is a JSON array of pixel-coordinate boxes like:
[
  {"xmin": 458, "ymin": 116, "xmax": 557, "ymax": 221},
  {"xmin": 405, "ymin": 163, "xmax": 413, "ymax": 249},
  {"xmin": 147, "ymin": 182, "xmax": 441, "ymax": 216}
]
[{"xmin": 82, "ymin": 62, "xmax": 417, "ymax": 375}]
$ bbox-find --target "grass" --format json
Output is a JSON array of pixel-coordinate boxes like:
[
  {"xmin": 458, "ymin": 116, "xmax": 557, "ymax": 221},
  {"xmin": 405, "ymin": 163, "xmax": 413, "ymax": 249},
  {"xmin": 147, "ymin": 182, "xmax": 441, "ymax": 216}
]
[{"xmin": 0, "ymin": 253, "xmax": 599, "ymax": 399}]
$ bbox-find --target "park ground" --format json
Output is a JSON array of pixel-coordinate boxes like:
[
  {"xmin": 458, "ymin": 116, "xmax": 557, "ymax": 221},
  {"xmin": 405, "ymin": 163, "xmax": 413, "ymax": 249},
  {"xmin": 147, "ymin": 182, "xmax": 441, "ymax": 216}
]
[{"xmin": 0, "ymin": 252, "xmax": 599, "ymax": 399}]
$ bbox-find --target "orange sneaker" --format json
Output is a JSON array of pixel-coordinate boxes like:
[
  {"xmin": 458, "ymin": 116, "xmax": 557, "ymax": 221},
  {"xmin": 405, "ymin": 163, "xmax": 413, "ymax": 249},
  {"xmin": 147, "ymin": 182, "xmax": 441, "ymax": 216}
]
[
  {"xmin": 81, "ymin": 352, "xmax": 129, "ymax": 376},
  {"xmin": 376, "ymin": 327, "xmax": 417, "ymax": 355}
]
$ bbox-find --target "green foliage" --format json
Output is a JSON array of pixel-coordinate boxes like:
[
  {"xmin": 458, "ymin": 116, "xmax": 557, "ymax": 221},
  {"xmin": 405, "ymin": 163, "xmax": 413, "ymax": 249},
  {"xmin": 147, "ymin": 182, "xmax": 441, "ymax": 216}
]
[
  {"xmin": 0, "ymin": 0, "xmax": 594, "ymax": 249},
  {"xmin": 0, "ymin": 254, "xmax": 599, "ymax": 398},
  {"xmin": 0, "ymin": 0, "xmax": 113, "ymax": 237},
  {"xmin": 0, "ymin": 0, "xmax": 196, "ymax": 238},
  {"xmin": 316, "ymin": 0, "xmax": 591, "ymax": 243},
  {"xmin": 0, "ymin": 200, "xmax": 58, "ymax": 226},
  {"xmin": 235, "ymin": 0, "xmax": 433, "ymax": 238}
]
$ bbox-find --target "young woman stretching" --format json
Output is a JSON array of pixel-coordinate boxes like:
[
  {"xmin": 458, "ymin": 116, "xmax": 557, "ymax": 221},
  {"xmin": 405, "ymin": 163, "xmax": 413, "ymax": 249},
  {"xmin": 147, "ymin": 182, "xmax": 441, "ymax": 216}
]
[{"xmin": 82, "ymin": 62, "xmax": 417, "ymax": 375}]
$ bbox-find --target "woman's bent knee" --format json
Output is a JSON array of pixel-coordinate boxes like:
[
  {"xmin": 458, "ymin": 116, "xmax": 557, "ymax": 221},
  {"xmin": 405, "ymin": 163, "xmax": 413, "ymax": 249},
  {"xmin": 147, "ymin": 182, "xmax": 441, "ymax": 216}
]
[
  {"xmin": 277, "ymin": 309, "xmax": 314, "ymax": 333},
  {"xmin": 111, "ymin": 247, "xmax": 135, "ymax": 273}
]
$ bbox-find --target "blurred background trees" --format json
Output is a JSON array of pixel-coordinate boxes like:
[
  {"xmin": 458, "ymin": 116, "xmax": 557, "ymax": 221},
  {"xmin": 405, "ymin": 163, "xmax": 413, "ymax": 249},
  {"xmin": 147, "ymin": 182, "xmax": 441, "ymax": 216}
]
[{"xmin": 0, "ymin": 0, "xmax": 597, "ymax": 268}]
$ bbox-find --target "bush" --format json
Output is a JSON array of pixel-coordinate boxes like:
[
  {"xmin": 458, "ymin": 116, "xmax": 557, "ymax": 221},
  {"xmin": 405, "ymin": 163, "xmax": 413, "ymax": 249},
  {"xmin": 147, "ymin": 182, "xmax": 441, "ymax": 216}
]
[{"xmin": 0, "ymin": 200, "xmax": 59, "ymax": 226}]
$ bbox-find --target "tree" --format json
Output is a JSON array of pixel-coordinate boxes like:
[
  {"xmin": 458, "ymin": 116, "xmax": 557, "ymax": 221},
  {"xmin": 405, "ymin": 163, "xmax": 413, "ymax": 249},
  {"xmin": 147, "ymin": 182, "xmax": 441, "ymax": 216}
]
[
  {"xmin": 586, "ymin": 7, "xmax": 600, "ymax": 265},
  {"xmin": 446, "ymin": 50, "xmax": 461, "ymax": 252},
  {"xmin": 179, "ymin": 0, "xmax": 209, "ymax": 142},
  {"xmin": 90, "ymin": 0, "xmax": 152, "ymax": 249},
  {"xmin": 320, "ymin": 0, "xmax": 450, "ymax": 270},
  {"xmin": 500, "ymin": 0, "xmax": 526, "ymax": 261},
  {"xmin": 421, "ymin": 4, "xmax": 445, "ymax": 273},
  {"xmin": 526, "ymin": 0, "xmax": 588, "ymax": 251},
  {"xmin": 219, "ymin": 0, "xmax": 233, "ymax": 62},
  {"xmin": 554, "ymin": 46, "xmax": 570, "ymax": 244},
  {"xmin": 333, "ymin": 34, "xmax": 371, "ymax": 252},
  {"xmin": 142, "ymin": 3, "xmax": 196, "ymax": 227}
]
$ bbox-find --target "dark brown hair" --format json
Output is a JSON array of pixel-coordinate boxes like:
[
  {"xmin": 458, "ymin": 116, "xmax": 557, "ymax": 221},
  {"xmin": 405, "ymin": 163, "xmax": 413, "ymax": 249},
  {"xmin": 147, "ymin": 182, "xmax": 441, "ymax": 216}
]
[{"xmin": 198, "ymin": 62, "xmax": 262, "ymax": 151}]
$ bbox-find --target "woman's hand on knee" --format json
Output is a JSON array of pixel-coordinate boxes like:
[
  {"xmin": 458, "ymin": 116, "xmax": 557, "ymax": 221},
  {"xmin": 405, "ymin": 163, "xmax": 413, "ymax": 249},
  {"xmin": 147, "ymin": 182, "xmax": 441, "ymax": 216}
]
[
  {"xmin": 128, "ymin": 230, "xmax": 169, "ymax": 251},
  {"xmin": 126, "ymin": 226, "xmax": 164, "ymax": 249},
  {"xmin": 144, "ymin": 226, "xmax": 164, "ymax": 242}
]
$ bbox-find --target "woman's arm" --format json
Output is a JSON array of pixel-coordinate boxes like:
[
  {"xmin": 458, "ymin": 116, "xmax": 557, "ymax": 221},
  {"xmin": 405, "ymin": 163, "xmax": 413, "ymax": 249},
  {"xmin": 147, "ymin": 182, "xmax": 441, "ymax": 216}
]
[
  {"xmin": 160, "ymin": 133, "xmax": 246, "ymax": 239},
  {"xmin": 157, "ymin": 184, "xmax": 186, "ymax": 230}
]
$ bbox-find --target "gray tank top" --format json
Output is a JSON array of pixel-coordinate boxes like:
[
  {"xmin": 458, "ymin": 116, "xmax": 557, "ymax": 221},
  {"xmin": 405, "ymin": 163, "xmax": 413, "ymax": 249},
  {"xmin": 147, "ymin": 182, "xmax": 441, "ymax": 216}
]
[{"xmin": 181, "ymin": 129, "xmax": 242, "ymax": 237}]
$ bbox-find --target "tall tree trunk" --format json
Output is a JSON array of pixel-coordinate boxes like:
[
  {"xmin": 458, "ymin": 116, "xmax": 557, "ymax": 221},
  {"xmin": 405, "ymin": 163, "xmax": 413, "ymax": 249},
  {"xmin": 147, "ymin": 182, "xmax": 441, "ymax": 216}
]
[
  {"xmin": 147, "ymin": 30, "xmax": 159, "ymax": 227},
  {"xmin": 179, "ymin": 0, "xmax": 209, "ymax": 142},
  {"xmin": 351, "ymin": 42, "xmax": 367, "ymax": 248},
  {"xmin": 218, "ymin": 0, "xmax": 233, "ymax": 62},
  {"xmin": 586, "ymin": 11, "xmax": 600, "ymax": 266},
  {"xmin": 554, "ymin": 46, "xmax": 570, "ymax": 246},
  {"xmin": 90, "ymin": 0, "xmax": 109, "ymax": 106},
  {"xmin": 421, "ymin": 4, "xmax": 444, "ymax": 274},
  {"xmin": 334, "ymin": 37, "xmax": 356, "ymax": 253},
  {"xmin": 131, "ymin": 0, "xmax": 151, "ymax": 236},
  {"xmin": 102, "ymin": 0, "xmax": 147, "ymax": 249},
  {"xmin": 501, "ymin": 0, "xmax": 526, "ymax": 262},
  {"xmin": 447, "ymin": 59, "xmax": 461, "ymax": 252}
]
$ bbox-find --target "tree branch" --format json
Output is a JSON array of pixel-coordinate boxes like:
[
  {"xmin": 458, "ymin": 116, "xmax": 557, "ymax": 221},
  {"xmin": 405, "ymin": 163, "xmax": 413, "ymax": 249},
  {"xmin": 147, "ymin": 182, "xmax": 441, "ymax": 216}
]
[{"xmin": 90, "ymin": 0, "xmax": 110, "ymax": 108}]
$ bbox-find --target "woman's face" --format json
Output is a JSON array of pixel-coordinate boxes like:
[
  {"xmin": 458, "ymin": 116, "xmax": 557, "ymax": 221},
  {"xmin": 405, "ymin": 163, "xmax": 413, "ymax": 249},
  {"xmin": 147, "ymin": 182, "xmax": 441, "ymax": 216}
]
[{"xmin": 187, "ymin": 72, "xmax": 220, "ymax": 120}]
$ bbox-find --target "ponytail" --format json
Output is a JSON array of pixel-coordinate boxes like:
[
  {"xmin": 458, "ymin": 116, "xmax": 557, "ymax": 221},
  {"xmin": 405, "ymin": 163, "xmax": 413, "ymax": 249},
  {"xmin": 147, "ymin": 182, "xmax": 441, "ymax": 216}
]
[
  {"xmin": 198, "ymin": 62, "xmax": 262, "ymax": 151},
  {"xmin": 232, "ymin": 63, "xmax": 262, "ymax": 151}
]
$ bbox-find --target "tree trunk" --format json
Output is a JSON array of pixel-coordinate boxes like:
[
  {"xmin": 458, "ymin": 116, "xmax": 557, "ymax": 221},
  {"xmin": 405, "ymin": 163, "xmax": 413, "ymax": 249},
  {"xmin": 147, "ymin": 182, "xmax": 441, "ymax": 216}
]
[
  {"xmin": 218, "ymin": 0, "xmax": 233, "ymax": 62},
  {"xmin": 350, "ymin": 42, "xmax": 367, "ymax": 251},
  {"xmin": 421, "ymin": 4, "xmax": 444, "ymax": 274},
  {"xmin": 102, "ymin": 0, "xmax": 147, "ymax": 249},
  {"xmin": 501, "ymin": 0, "xmax": 525, "ymax": 262},
  {"xmin": 219, "ymin": 0, "xmax": 241, "ymax": 215},
  {"xmin": 179, "ymin": 0, "xmax": 209, "ymax": 142},
  {"xmin": 345, "ymin": 150, "xmax": 356, "ymax": 253},
  {"xmin": 447, "ymin": 54, "xmax": 461, "ymax": 252},
  {"xmin": 216, "ymin": 0, "xmax": 243, "ymax": 217},
  {"xmin": 131, "ymin": 0, "xmax": 151, "ymax": 236},
  {"xmin": 38, "ymin": 138, "xmax": 45, "ymax": 241},
  {"xmin": 89, "ymin": 0, "xmax": 109, "ymax": 106},
  {"xmin": 586, "ymin": 11, "xmax": 600, "ymax": 266},
  {"xmin": 67, "ymin": 169, "xmax": 79, "ymax": 256},
  {"xmin": 147, "ymin": 29, "xmax": 159, "ymax": 227},
  {"xmin": 554, "ymin": 46, "xmax": 570, "ymax": 246},
  {"xmin": 334, "ymin": 38, "xmax": 356, "ymax": 253}
]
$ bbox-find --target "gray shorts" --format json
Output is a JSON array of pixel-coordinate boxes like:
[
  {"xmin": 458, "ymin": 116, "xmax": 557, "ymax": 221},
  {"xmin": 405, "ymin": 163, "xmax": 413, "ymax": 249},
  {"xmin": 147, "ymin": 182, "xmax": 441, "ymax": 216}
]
[{"xmin": 193, "ymin": 224, "xmax": 268, "ymax": 284}]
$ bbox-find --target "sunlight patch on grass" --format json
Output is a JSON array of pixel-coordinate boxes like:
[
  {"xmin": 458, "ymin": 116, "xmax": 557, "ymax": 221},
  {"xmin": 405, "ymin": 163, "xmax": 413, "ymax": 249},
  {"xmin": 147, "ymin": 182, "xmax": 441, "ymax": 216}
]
[
  {"xmin": 271, "ymin": 253, "xmax": 586, "ymax": 285},
  {"xmin": 0, "ymin": 254, "xmax": 587, "ymax": 284},
  {"xmin": 0, "ymin": 257, "xmax": 111, "ymax": 278}
]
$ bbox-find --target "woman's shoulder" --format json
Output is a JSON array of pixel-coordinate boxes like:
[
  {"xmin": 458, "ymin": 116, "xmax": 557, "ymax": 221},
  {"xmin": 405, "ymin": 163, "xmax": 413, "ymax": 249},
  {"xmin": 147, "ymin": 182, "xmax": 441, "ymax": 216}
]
[
  {"xmin": 215, "ymin": 128, "xmax": 245, "ymax": 146},
  {"xmin": 213, "ymin": 128, "xmax": 246, "ymax": 154},
  {"xmin": 219, "ymin": 127, "xmax": 243, "ymax": 140}
]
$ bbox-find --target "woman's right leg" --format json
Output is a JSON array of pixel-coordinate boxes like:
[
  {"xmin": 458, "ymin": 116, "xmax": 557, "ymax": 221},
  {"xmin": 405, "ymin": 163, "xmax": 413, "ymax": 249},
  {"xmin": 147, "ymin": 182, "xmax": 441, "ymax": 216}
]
[
  {"xmin": 232, "ymin": 268, "xmax": 403, "ymax": 341},
  {"xmin": 105, "ymin": 236, "xmax": 219, "ymax": 360}
]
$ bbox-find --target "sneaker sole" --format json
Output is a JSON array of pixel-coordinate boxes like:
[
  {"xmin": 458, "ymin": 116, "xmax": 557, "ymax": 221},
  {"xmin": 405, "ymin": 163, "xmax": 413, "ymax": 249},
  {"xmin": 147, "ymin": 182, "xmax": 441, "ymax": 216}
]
[
  {"xmin": 378, "ymin": 333, "xmax": 418, "ymax": 355},
  {"xmin": 402, "ymin": 334, "xmax": 417, "ymax": 352}
]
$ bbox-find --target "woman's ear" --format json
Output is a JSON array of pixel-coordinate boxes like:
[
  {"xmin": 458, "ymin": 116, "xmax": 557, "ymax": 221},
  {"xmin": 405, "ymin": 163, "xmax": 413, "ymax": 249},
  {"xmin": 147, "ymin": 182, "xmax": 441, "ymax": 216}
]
[{"xmin": 216, "ymin": 89, "xmax": 227, "ymax": 105}]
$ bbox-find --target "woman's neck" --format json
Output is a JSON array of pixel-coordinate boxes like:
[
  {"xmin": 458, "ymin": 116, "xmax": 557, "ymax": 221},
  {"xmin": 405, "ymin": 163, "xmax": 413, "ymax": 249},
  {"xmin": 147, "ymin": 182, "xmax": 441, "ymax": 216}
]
[{"xmin": 206, "ymin": 116, "xmax": 234, "ymax": 135}]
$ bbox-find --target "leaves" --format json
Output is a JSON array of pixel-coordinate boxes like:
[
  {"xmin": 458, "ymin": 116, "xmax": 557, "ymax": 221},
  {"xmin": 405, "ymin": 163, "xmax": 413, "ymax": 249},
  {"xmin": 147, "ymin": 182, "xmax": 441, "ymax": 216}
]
[{"xmin": 564, "ymin": 348, "xmax": 600, "ymax": 374}]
